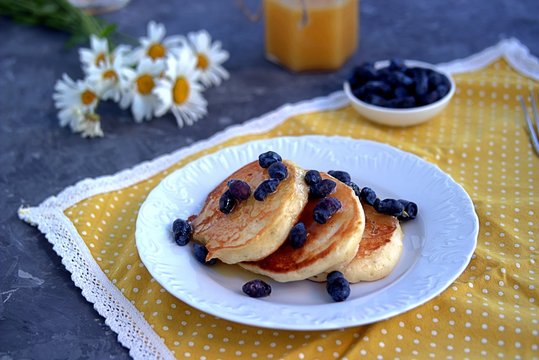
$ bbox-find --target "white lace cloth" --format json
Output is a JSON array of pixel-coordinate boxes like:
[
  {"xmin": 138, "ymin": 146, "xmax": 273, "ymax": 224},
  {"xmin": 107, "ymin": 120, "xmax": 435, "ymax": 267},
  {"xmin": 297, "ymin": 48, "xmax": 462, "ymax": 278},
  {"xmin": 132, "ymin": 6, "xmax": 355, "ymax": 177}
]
[{"xmin": 18, "ymin": 38, "xmax": 539, "ymax": 359}]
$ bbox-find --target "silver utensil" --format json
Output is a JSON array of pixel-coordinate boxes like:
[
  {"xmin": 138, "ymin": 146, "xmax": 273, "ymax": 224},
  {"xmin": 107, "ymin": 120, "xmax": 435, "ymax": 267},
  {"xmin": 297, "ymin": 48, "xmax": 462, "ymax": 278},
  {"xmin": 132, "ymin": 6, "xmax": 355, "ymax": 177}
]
[{"xmin": 518, "ymin": 91, "xmax": 539, "ymax": 156}]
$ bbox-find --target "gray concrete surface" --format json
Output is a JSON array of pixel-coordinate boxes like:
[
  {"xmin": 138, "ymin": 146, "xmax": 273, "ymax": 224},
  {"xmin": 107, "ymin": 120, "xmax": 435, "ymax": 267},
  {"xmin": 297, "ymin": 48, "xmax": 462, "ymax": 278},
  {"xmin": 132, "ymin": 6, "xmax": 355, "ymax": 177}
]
[{"xmin": 1, "ymin": 0, "xmax": 537, "ymax": 358}]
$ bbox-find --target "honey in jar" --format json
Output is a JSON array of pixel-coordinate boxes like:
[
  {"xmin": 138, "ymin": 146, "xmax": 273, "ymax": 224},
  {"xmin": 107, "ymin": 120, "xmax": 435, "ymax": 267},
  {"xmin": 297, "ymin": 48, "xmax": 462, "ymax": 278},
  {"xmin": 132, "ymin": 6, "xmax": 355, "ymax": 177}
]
[{"xmin": 264, "ymin": 0, "xmax": 359, "ymax": 71}]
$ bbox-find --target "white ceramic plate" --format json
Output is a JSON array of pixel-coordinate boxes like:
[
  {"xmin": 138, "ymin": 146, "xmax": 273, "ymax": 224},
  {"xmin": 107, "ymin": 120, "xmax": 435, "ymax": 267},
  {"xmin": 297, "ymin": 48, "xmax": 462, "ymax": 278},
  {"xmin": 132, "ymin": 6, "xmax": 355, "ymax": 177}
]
[{"xmin": 136, "ymin": 136, "xmax": 478, "ymax": 330}]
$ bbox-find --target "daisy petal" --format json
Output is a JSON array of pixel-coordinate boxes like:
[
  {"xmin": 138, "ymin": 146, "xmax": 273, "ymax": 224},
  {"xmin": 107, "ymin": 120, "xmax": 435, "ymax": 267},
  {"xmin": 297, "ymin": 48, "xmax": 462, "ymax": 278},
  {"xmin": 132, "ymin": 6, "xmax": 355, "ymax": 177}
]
[
  {"xmin": 188, "ymin": 30, "xmax": 230, "ymax": 87},
  {"xmin": 132, "ymin": 94, "xmax": 146, "ymax": 122},
  {"xmin": 148, "ymin": 21, "xmax": 166, "ymax": 42}
]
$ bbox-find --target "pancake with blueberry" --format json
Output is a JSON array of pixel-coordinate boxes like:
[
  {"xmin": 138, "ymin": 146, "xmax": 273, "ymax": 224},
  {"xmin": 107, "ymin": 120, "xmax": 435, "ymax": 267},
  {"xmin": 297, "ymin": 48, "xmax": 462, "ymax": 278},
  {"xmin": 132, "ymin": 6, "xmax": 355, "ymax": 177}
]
[
  {"xmin": 312, "ymin": 203, "xmax": 403, "ymax": 283},
  {"xmin": 190, "ymin": 156, "xmax": 309, "ymax": 264},
  {"xmin": 239, "ymin": 172, "xmax": 365, "ymax": 282}
]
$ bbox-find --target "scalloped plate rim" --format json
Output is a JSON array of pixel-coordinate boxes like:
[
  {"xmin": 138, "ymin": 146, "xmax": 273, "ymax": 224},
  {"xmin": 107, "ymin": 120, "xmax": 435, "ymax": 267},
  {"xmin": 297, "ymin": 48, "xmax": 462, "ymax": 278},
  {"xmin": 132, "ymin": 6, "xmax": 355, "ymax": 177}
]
[{"xmin": 135, "ymin": 135, "xmax": 479, "ymax": 330}]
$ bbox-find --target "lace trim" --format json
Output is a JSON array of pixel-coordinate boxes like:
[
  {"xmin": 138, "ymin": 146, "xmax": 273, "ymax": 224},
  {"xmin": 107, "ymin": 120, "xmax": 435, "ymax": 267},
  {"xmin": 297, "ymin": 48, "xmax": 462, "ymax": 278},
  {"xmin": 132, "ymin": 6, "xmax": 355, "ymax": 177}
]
[
  {"xmin": 19, "ymin": 207, "xmax": 173, "ymax": 359},
  {"xmin": 18, "ymin": 39, "xmax": 538, "ymax": 359},
  {"xmin": 437, "ymin": 37, "xmax": 539, "ymax": 80},
  {"xmin": 17, "ymin": 91, "xmax": 347, "ymax": 360}
]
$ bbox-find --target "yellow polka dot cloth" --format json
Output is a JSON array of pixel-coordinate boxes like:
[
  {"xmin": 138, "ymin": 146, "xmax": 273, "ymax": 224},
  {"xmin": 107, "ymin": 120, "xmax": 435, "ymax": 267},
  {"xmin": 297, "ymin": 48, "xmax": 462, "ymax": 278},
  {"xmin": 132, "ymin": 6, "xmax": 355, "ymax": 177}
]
[{"xmin": 21, "ymin": 51, "xmax": 538, "ymax": 359}]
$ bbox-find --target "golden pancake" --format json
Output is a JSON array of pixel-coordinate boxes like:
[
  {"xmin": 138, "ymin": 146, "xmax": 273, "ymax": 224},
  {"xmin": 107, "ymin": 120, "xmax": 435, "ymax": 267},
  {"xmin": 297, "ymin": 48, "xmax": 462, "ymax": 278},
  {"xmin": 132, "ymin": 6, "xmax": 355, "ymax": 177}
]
[
  {"xmin": 190, "ymin": 160, "xmax": 309, "ymax": 264},
  {"xmin": 311, "ymin": 203, "xmax": 403, "ymax": 283},
  {"xmin": 240, "ymin": 173, "xmax": 365, "ymax": 282}
]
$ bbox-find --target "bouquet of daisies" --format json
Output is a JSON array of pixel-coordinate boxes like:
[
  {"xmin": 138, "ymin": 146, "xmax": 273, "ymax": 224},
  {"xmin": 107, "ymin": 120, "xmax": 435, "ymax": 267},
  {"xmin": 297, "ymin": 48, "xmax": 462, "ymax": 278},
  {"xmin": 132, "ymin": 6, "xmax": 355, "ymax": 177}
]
[{"xmin": 53, "ymin": 21, "xmax": 229, "ymax": 138}]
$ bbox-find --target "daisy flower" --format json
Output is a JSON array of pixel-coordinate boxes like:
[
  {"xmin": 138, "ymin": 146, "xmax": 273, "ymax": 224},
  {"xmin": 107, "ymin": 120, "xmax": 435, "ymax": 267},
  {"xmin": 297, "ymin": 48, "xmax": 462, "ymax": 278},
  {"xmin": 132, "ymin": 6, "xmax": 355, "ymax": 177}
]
[
  {"xmin": 86, "ymin": 53, "xmax": 128, "ymax": 102},
  {"xmin": 187, "ymin": 30, "xmax": 229, "ymax": 87},
  {"xmin": 72, "ymin": 109, "xmax": 104, "ymax": 138},
  {"xmin": 153, "ymin": 47, "xmax": 207, "ymax": 127},
  {"xmin": 79, "ymin": 35, "xmax": 133, "ymax": 71},
  {"xmin": 133, "ymin": 21, "xmax": 184, "ymax": 62},
  {"xmin": 53, "ymin": 74, "xmax": 100, "ymax": 129},
  {"xmin": 120, "ymin": 58, "xmax": 166, "ymax": 122},
  {"xmin": 79, "ymin": 35, "xmax": 109, "ymax": 69}
]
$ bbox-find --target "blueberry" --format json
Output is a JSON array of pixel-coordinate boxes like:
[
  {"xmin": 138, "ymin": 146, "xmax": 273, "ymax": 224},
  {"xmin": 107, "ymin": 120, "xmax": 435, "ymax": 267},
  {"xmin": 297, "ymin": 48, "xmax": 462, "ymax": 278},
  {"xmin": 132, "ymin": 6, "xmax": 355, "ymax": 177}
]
[
  {"xmin": 404, "ymin": 67, "xmax": 416, "ymax": 78},
  {"xmin": 327, "ymin": 270, "xmax": 345, "ymax": 283},
  {"xmin": 253, "ymin": 179, "xmax": 280, "ymax": 201},
  {"xmin": 242, "ymin": 279, "xmax": 272, "ymax": 298},
  {"xmin": 352, "ymin": 86, "xmax": 367, "ymax": 100},
  {"xmin": 393, "ymin": 86, "xmax": 409, "ymax": 99},
  {"xmin": 261, "ymin": 178, "xmax": 280, "ymax": 191},
  {"xmin": 348, "ymin": 77, "xmax": 361, "ymax": 90},
  {"xmin": 304, "ymin": 170, "xmax": 322, "ymax": 185},
  {"xmin": 288, "ymin": 222, "xmax": 307, "ymax": 248},
  {"xmin": 440, "ymin": 74, "xmax": 451, "ymax": 88},
  {"xmin": 427, "ymin": 70, "xmax": 446, "ymax": 87},
  {"xmin": 253, "ymin": 187, "xmax": 267, "ymax": 201},
  {"xmin": 371, "ymin": 94, "xmax": 389, "ymax": 107},
  {"xmin": 361, "ymin": 80, "xmax": 392, "ymax": 97},
  {"xmin": 360, "ymin": 93, "xmax": 387, "ymax": 107},
  {"xmin": 328, "ymin": 170, "xmax": 351, "ymax": 183},
  {"xmin": 389, "ymin": 58, "xmax": 406, "ymax": 71},
  {"xmin": 352, "ymin": 63, "xmax": 448, "ymax": 110},
  {"xmin": 258, "ymin": 151, "xmax": 282, "ymax": 168},
  {"xmin": 227, "ymin": 179, "xmax": 251, "ymax": 200},
  {"xmin": 313, "ymin": 197, "xmax": 342, "ymax": 224},
  {"xmin": 414, "ymin": 69, "xmax": 429, "ymax": 96},
  {"xmin": 418, "ymin": 91, "xmax": 440, "ymax": 106},
  {"xmin": 397, "ymin": 199, "xmax": 418, "ymax": 221},
  {"xmin": 326, "ymin": 276, "xmax": 350, "ymax": 302},
  {"xmin": 193, "ymin": 243, "xmax": 217, "ymax": 265},
  {"xmin": 387, "ymin": 71, "xmax": 414, "ymax": 86},
  {"xmin": 402, "ymin": 96, "xmax": 416, "ymax": 108},
  {"xmin": 436, "ymin": 84, "xmax": 450, "ymax": 98},
  {"xmin": 350, "ymin": 62, "xmax": 378, "ymax": 85},
  {"xmin": 360, "ymin": 187, "xmax": 377, "ymax": 205},
  {"xmin": 376, "ymin": 66, "xmax": 391, "ymax": 79},
  {"xmin": 268, "ymin": 161, "xmax": 288, "ymax": 181},
  {"xmin": 172, "ymin": 219, "xmax": 192, "ymax": 246},
  {"xmin": 309, "ymin": 179, "xmax": 337, "ymax": 198},
  {"xmin": 219, "ymin": 190, "xmax": 237, "ymax": 214},
  {"xmin": 345, "ymin": 181, "xmax": 361, "ymax": 197},
  {"xmin": 385, "ymin": 99, "xmax": 398, "ymax": 108},
  {"xmin": 387, "ymin": 96, "xmax": 416, "ymax": 109},
  {"xmin": 374, "ymin": 198, "xmax": 405, "ymax": 217}
]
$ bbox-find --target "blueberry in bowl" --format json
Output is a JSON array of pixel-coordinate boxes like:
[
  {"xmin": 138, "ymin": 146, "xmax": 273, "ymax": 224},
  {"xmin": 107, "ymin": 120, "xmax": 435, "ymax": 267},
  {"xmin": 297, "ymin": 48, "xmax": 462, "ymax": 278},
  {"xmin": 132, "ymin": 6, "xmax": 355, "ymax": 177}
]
[{"xmin": 344, "ymin": 59, "xmax": 455, "ymax": 127}]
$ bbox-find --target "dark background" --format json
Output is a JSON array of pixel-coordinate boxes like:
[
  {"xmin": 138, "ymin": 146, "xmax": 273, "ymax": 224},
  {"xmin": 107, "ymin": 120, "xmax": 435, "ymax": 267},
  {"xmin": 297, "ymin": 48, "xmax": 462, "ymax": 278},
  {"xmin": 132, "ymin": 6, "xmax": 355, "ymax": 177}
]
[{"xmin": 1, "ymin": 0, "xmax": 538, "ymax": 358}]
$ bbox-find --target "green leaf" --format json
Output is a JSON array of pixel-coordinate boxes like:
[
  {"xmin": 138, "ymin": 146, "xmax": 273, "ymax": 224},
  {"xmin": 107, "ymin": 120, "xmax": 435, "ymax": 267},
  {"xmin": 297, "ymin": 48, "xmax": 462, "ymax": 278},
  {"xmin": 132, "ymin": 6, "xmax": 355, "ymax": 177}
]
[
  {"xmin": 0, "ymin": 0, "xmax": 119, "ymax": 46},
  {"xmin": 100, "ymin": 24, "xmax": 117, "ymax": 38}
]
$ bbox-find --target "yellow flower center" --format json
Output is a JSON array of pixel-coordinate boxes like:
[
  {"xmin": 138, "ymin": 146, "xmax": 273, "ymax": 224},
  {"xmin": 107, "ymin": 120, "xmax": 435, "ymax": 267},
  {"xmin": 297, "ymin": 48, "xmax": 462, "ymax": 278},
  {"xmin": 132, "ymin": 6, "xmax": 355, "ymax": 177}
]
[
  {"xmin": 147, "ymin": 43, "xmax": 166, "ymax": 60},
  {"xmin": 173, "ymin": 77, "xmax": 190, "ymax": 104},
  {"xmin": 103, "ymin": 69, "xmax": 118, "ymax": 81},
  {"xmin": 84, "ymin": 112, "xmax": 100, "ymax": 122},
  {"xmin": 196, "ymin": 53, "xmax": 209, "ymax": 70},
  {"xmin": 95, "ymin": 53, "xmax": 106, "ymax": 66},
  {"xmin": 80, "ymin": 90, "xmax": 97, "ymax": 105},
  {"xmin": 136, "ymin": 74, "xmax": 155, "ymax": 95}
]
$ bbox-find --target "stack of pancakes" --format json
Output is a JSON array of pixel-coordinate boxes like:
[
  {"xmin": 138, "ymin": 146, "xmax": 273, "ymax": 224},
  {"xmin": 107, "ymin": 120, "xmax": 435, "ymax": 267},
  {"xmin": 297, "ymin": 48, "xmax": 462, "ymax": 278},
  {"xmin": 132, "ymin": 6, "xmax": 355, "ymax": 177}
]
[{"xmin": 190, "ymin": 159, "xmax": 403, "ymax": 283}]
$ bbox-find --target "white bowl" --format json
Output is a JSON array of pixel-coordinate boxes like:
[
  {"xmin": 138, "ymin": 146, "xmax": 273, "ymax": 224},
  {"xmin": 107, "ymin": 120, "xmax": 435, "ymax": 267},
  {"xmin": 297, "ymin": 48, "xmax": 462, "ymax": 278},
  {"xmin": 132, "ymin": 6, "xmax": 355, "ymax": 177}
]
[{"xmin": 344, "ymin": 60, "xmax": 455, "ymax": 127}]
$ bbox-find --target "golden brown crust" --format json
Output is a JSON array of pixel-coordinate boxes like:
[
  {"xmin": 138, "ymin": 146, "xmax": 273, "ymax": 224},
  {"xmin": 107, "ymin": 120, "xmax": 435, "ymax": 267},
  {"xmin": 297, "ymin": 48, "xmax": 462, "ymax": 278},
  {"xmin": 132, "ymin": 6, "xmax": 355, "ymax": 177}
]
[
  {"xmin": 310, "ymin": 204, "xmax": 404, "ymax": 283},
  {"xmin": 357, "ymin": 204, "xmax": 399, "ymax": 256},
  {"xmin": 338, "ymin": 204, "xmax": 403, "ymax": 283},
  {"xmin": 240, "ymin": 173, "xmax": 365, "ymax": 282},
  {"xmin": 190, "ymin": 160, "xmax": 309, "ymax": 264}
]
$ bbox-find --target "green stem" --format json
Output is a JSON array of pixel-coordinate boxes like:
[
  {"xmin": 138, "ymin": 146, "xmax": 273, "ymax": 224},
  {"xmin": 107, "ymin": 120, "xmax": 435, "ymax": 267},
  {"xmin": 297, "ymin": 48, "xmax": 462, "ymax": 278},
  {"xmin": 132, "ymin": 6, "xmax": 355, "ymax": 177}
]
[{"xmin": 0, "ymin": 0, "xmax": 118, "ymax": 46}]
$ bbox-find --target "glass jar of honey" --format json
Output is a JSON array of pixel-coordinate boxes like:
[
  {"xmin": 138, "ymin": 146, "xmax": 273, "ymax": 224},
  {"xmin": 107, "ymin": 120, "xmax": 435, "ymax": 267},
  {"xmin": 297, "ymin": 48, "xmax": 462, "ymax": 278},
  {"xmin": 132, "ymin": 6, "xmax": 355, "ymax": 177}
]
[{"xmin": 263, "ymin": 0, "xmax": 359, "ymax": 72}]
